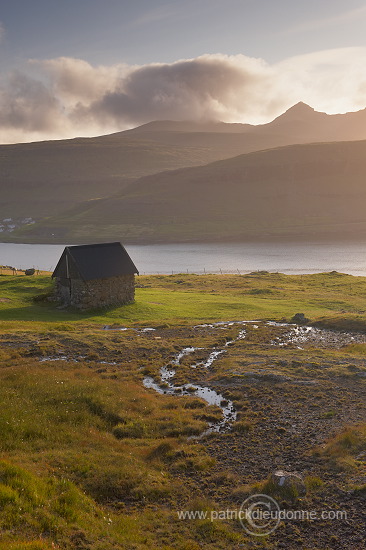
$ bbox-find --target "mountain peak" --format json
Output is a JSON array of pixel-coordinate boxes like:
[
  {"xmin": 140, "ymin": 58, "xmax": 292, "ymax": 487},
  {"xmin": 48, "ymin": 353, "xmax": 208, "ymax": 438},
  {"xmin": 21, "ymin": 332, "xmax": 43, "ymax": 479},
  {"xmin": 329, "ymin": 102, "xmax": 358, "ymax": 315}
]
[
  {"xmin": 287, "ymin": 101, "xmax": 315, "ymax": 113},
  {"xmin": 269, "ymin": 102, "xmax": 326, "ymax": 127},
  {"xmin": 280, "ymin": 102, "xmax": 319, "ymax": 119}
]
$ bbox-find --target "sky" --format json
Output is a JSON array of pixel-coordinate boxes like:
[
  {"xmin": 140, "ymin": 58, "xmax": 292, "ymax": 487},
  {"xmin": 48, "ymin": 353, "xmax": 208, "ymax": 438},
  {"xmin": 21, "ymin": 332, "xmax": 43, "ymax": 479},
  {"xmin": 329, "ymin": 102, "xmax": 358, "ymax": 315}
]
[{"xmin": 1, "ymin": 0, "xmax": 366, "ymax": 143}]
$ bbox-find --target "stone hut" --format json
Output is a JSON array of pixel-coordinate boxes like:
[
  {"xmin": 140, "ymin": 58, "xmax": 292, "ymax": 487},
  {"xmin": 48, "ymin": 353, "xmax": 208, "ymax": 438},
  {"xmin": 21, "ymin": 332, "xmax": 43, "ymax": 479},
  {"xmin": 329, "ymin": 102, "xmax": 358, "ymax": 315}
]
[{"xmin": 52, "ymin": 242, "xmax": 139, "ymax": 310}]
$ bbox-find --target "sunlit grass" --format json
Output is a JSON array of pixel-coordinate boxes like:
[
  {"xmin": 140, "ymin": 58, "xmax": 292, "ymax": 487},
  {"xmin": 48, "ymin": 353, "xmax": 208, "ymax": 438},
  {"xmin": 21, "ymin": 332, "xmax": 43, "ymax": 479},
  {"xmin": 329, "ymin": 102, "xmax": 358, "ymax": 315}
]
[
  {"xmin": 315, "ymin": 423, "xmax": 366, "ymax": 471},
  {"xmin": 0, "ymin": 353, "xmax": 219, "ymax": 547},
  {"xmin": 1, "ymin": 271, "xmax": 366, "ymax": 330}
]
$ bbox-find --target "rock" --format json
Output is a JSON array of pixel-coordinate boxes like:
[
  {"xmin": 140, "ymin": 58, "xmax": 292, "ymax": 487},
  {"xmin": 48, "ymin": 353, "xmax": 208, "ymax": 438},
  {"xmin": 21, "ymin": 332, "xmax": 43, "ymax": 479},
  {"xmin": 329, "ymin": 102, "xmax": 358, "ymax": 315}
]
[
  {"xmin": 25, "ymin": 268, "xmax": 35, "ymax": 276},
  {"xmin": 291, "ymin": 313, "xmax": 309, "ymax": 325},
  {"xmin": 270, "ymin": 470, "xmax": 306, "ymax": 497}
]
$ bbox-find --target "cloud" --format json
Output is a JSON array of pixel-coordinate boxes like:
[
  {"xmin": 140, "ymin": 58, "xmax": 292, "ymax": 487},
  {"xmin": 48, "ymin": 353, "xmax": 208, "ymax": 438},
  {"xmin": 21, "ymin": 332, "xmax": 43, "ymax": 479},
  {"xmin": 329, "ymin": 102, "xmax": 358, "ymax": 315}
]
[
  {"xmin": 0, "ymin": 59, "xmax": 131, "ymax": 143},
  {"xmin": 34, "ymin": 57, "xmax": 131, "ymax": 106},
  {"xmin": 1, "ymin": 48, "xmax": 366, "ymax": 143},
  {"xmin": 0, "ymin": 71, "xmax": 65, "ymax": 131},
  {"xmin": 77, "ymin": 54, "xmax": 275, "ymax": 126},
  {"xmin": 274, "ymin": 47, "xmax": 366, "ymax": 113}
]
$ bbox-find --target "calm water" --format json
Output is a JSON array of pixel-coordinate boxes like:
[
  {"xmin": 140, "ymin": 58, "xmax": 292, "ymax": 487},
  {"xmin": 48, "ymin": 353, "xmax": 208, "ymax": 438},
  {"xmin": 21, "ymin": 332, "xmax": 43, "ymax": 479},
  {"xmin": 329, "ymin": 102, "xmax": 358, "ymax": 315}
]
[{"xmin": 1, "ymin": 242, "xmax": 366, "ymax": 275}]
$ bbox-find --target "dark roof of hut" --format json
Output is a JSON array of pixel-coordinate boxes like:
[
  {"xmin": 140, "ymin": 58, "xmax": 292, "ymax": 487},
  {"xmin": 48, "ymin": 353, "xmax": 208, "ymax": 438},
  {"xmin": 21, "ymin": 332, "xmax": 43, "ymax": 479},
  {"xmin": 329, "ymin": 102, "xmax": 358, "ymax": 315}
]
[{"xmin": 52, "ymin": 242, "xmax": 139, "ymax": 281}]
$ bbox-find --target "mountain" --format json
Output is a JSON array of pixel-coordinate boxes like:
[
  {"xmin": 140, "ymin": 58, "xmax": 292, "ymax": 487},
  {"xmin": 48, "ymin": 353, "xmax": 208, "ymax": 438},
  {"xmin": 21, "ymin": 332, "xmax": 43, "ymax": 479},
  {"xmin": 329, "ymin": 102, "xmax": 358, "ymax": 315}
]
[
  {"xmin": 266, "ymin": 102, "xmax": 366, "ymax": 141},
  {"xmin": 120, "ymin": 102, "xmax": 366, "ymax": 145},
  {"xmin": 3, "ymin": 102, "xmax": 366, "ymax": 242},
  {"xmin": 14, "ymin": 138, "xmax": 366, "ymax": 244}
]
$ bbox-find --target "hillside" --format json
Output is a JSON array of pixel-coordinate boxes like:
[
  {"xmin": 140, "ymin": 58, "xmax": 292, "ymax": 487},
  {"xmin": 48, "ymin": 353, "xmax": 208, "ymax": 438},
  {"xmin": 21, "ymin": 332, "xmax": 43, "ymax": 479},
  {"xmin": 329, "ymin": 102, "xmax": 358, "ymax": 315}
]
[
  {"xmin": 0, "ymin": 136, "xmax": 223, "ymax": 222},
  {"xmin": 3, "ymin": 102, "xmax": 366, "ymax": 240},
  {"xmin": 14, "ymin": 138, "xmax": 366, "ymax": 243}
]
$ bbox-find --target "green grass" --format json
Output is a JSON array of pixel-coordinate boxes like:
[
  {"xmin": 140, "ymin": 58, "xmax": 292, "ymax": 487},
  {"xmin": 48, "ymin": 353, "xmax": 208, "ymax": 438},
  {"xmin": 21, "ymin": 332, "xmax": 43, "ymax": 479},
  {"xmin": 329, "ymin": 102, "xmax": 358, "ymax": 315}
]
[
  {"xmin": 2, "ymin": 271, "xmax": 366, "ymax": 329},
  {"xmin": 0, "ymin": 353, "xmax": 219, "ymax": 548}
]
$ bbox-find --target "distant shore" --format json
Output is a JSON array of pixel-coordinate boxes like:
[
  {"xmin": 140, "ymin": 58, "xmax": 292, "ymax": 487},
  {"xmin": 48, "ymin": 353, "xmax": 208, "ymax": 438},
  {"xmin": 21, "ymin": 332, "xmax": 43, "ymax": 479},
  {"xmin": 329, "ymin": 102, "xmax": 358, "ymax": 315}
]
[{"xmin": 3, "ymin": 233, "xmax": 366, "ymax": 246}]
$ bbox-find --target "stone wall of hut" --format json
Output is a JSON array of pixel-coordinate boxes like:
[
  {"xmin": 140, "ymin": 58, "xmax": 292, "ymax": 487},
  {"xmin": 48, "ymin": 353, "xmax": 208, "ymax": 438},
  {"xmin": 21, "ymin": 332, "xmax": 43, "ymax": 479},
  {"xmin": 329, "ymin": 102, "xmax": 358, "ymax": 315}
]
[{"xmin": 55, "ymin": 274, "xmax": 135, "ymax": 309}]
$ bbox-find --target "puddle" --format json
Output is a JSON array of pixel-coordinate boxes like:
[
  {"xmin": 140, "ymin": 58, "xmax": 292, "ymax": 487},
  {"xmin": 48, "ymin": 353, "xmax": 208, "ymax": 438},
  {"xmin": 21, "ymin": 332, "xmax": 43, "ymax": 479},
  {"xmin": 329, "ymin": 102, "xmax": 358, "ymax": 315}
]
[
  {"xmin": 39, "ymin": 355, "xmax": 70, "ymax": 362},
  {"xmin": 103, "ymin": 326, "xmax": 130, "ymax": 331},
  {"xmin": 39, "ymin": 355, "xmax": 116, "ymax": 365},
  {"xmin": 270, "ymin": 324, "xmax": 366, "ymax": 348},
  {"xmin": 102, "ymin": 326, "xmax": 156, "ymax": 333}
]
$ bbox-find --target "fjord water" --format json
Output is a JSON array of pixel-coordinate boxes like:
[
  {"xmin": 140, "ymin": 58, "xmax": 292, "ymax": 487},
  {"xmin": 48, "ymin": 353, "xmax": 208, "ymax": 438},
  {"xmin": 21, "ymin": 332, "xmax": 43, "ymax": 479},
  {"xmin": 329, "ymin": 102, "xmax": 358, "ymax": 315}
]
[{"xmin": 1, "ymin": 241, "xmax": 366, "ymax": 275}]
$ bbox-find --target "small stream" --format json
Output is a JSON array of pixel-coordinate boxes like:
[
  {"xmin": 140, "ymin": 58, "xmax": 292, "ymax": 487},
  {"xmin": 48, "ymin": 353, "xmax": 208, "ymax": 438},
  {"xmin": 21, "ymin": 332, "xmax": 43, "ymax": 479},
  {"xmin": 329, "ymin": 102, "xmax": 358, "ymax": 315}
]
[
  {"xmin": 143, "ymin": 322, "xmax": 249, "ymax": 434},
  {"xmin": 35, "ymin": 319, "xmax": 366, "ymax": 434},
  {"xmin": 142, "ymin": 320, "xmax": 366, "ymax": 435}
]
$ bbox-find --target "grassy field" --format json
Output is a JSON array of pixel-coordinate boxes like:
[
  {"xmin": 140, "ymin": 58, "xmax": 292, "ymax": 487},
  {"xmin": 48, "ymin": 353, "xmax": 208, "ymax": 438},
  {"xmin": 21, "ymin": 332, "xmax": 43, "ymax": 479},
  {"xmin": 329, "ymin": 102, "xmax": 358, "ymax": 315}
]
[
  {"xmin": 1, "ymin": 270, "xmax": 366, "ymax": 329},
  {"xmin": 0, "ymin": 272, "xmax": 365, "ymax": 549}
]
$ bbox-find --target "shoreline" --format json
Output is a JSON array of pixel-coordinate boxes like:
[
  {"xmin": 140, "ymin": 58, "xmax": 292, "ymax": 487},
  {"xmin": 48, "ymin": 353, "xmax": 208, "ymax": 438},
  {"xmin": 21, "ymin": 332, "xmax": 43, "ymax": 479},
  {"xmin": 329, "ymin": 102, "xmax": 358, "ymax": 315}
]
[{"xmin": 2, "ymin": 234, "xmax": 366, "ymax": 246}]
